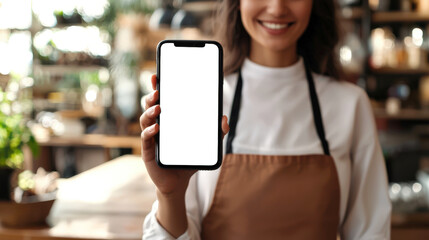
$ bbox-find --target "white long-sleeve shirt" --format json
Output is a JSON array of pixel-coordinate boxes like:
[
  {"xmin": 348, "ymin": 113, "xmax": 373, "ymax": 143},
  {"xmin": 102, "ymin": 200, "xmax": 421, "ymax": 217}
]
[{"xmin": 143, "ymin": 58, "xmax": 392, "ymax": 240}]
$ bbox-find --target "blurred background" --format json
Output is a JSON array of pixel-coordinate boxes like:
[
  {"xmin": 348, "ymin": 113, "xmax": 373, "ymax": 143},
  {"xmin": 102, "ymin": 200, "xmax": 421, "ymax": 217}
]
[{"xmin": 1, "ymin": 0, "xmax": 429, "ymax": 239}]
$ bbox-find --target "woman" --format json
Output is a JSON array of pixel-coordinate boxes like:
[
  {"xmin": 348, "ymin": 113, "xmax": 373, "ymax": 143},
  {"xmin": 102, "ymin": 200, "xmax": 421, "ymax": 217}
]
[{"xmin": 140, "ymin": 0, "xmax": 391, "ymax": 239}]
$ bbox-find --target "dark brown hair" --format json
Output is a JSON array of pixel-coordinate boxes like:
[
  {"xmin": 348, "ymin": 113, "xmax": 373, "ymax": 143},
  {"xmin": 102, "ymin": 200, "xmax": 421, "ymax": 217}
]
[{"xmin": 214, "ymin": 0, "xmax": 343, "ymax": 79}]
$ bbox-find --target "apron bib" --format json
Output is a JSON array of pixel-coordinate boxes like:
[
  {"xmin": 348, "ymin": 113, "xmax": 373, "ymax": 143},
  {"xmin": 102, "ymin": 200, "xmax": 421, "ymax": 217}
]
[{"xmin": 201, "ymin": 59, "xmax": 340, "ymax": 240}]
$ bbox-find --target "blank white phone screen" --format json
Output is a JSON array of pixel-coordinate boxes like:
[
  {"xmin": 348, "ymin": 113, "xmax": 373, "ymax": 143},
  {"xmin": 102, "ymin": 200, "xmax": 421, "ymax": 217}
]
[{"xmin": 159, "ymin": 43, "xmax": 219, "ymax": 166}]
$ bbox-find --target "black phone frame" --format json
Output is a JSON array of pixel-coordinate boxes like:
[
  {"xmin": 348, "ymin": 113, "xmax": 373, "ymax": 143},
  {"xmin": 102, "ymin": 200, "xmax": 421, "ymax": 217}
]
[{"xmin": 155, "ymin": 39, "xmax": 224, "ymax": 170}]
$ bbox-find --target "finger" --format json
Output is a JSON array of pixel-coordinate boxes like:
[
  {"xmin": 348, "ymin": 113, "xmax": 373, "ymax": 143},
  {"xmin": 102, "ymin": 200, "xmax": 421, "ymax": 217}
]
[
  {"xmin": 222, "ymin": 115, "xmax": 230, "ymax": 139},
  {"xmin": 151, "ymin": 74, "xmax": 157, "ymax": 90},
  {"xmin": 141, "ymin": 123, "xmax": 159, "ymax": 160},
  {"xmin": 144, "ymin": 90, "xmax": 159, "ymax": 111},
  {"xmin": 140, "ymin": 105, "xmax": 161, "ymax": 129}
]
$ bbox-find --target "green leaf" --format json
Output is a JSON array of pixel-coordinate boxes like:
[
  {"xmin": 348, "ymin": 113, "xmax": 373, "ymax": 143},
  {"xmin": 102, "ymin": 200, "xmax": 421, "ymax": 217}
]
[{"xmin": 27, "ymin": 135, "xmax": 40, "ymax": 158}]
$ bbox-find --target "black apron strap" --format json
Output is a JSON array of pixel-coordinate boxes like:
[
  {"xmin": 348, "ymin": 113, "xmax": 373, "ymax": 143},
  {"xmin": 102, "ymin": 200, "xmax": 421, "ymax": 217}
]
[
  {"xmin": 226, "ymin": 59, "xmax": 330, "ymax": 156},
  {"xmin": 304, "ymin": 60, "xmax": 331, "ymax": 156},
  {"xmin": 226, "ymin": 71, "xmax": 243, "ymax": 154}
]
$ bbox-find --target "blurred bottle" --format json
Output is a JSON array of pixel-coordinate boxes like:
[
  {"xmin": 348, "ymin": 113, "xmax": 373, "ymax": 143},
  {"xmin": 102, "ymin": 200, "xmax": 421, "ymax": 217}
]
[
  {"xmin": 420, "ymin": 76, "xmax": 429, "ymax": 109},
  {"xmin": 417, "ymin": 0, "xmax": 429, "ymax": 13},
  {"xmin": 389, "ymin": 182, "xmax": 427, "ymax": 213},
  {"xmin": 371, "ymin": 27, "xmax": 397, "ymax": 68},
  {"xmin": 369, "ymin": 0, "xmax": 390, "ymax": 11},
  {"xmin": 400, "ymin": 0, "xmax": 412, "ymax": 11},
  {"xmin": 404, "ymin": 27, "xmax": 424, "ymax": 69},
  {"xmin": 339, "ymin": 31, "xmax": 365, "ymax": 74},
  {"xmin": 371, "ymin": 26, "xmax": 427, "ymax": 69}
]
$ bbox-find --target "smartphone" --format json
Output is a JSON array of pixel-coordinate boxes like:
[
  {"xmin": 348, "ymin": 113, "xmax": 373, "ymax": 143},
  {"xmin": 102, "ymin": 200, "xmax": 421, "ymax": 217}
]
[{"xmin": 155, "ymin": 40, "xmax": 223, "ymax": 170}]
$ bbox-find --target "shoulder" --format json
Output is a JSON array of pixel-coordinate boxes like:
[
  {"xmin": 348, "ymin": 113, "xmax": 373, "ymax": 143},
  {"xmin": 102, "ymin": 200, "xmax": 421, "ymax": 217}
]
[{"xmin": 314, "ymin": 73, "xmax": 369, "ymax": 108}]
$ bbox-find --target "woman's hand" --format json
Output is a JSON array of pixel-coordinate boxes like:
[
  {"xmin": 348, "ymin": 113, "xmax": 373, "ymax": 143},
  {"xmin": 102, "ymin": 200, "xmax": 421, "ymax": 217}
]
[
  {"xmin": 140, "ymin": 74, "xmax": 229, "ymax": 198},
  {"xmin": 140, "ymin": 74, "xmax": 229, "ymax": 237}
]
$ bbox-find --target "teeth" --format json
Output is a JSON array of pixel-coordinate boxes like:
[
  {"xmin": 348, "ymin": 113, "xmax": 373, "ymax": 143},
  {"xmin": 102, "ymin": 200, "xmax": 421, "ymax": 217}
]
[{"xmin": 261, "ymin": 22, "xmax": 289, "ymax": 30}]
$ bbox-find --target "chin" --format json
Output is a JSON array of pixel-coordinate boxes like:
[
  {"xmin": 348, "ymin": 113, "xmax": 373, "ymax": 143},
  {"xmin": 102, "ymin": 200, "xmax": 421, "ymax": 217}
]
[{"xmin": 262, "ymin": 41, "xmax": 296, "ymax": 53}]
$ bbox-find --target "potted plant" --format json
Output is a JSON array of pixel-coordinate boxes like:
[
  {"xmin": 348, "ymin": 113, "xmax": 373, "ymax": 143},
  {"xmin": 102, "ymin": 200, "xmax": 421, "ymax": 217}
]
[{"xmin": 0, "ymin": 83, "xmax": 39, "ymax": 201}]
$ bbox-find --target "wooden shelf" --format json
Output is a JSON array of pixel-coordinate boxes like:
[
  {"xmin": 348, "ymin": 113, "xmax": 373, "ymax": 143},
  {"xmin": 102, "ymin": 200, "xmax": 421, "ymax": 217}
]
[
  {"xmin": 371, "ymin": 67, "xmax": 429, "ymax": 75},
  {"xmin": 392, "ymin": 212, "xmax": 429, "ymax": 227},
  {"xmin": 374, "ymin": 108, "xmax": 429, "ymax": 120},
  {"xmin": 33, "ymin": 64, "xmax": 106, "ymax": 75},
  {"xmin": 36, "ymin": 134, "xmax": 142, "ymax": 155},
  {"xmin": 373, "ymin": 11, "xmax": 429, "ymax": 23}
]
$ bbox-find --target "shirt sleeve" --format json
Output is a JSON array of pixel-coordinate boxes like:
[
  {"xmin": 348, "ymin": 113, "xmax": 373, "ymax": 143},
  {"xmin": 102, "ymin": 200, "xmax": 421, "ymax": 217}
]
[
  {"xmin": 340, "ymin": 89, "xmax": 392, "ymax": 240},
  {"xmin": 142, "ymin": 174, "xmax": 202, "ymax": 240}
]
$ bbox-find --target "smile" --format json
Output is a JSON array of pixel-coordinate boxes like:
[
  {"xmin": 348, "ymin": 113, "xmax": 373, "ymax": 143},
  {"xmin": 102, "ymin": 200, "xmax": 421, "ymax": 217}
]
[
  {"xmin": 260, "ymin": 22, "xmax": 290, "ymax": 30},
  {"xmin": 257, "ymin": 20, "xmax": 294, "ymax": 35}
]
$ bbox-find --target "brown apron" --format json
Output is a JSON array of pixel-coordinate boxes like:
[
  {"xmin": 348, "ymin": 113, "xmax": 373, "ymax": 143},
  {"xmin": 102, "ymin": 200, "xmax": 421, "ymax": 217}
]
[{"xmin": 201, "ymin": 59, "xmax": 340, "ymax": 239}]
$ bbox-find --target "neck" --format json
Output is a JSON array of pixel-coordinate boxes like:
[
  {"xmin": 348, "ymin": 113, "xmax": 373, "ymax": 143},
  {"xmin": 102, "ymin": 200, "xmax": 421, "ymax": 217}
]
[{"xmin": 249, "ymin": 41, "xmax": 298, "ymax": 68}]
